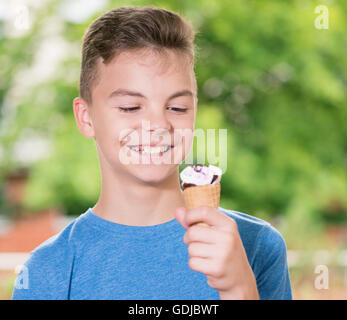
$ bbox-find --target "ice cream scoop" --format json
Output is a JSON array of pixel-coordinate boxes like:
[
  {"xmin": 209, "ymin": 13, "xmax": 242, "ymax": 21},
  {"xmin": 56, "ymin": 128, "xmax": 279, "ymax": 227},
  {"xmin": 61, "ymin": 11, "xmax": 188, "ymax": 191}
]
[{"xmin": 180, "ymin": 165, "xmax": 222, "ymax": 190}]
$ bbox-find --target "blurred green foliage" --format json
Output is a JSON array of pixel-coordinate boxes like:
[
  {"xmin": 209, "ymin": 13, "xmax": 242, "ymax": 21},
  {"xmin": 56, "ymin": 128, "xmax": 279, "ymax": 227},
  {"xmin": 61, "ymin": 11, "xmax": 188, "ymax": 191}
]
[{"xmin": 0, "ymin": 0, "xmax": 346, "ymax": 249}]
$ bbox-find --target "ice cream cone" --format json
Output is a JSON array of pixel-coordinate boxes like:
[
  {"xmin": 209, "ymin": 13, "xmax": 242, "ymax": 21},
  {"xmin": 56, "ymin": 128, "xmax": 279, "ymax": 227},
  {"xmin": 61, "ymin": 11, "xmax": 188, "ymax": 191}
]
[{"xmin": 183, "ymin": 183, "xmax": 221, "ymax": 227}]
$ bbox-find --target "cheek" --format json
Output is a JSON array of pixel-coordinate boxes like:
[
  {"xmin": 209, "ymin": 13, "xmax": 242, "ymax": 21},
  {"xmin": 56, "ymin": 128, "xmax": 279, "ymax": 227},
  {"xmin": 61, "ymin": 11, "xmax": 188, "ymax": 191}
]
[
  {"xmin": 93, "ymin": 114, "xmax": 127, "ymax": 154},
  {"xmin": 96, "ymin": 111, "xmax": 133, "ymax": 142},
  {"xmin": 172, "ymin": 125, "xmax": 195, "ymax": 160},
  {"xmin": 173, "ymin": 112, "xmax": 195, "ymax": 129}
]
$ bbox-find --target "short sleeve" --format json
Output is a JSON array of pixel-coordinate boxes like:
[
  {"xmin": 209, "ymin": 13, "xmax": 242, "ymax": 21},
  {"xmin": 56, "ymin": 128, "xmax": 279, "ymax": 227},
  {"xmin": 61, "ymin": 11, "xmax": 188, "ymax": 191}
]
[
  {"xmin": 253, "ymin": 224, "xmax": 292, "ymax": 300},
  {"xmin": 12, "ymin": 235, "xmax": 74, "ymax": 300}
]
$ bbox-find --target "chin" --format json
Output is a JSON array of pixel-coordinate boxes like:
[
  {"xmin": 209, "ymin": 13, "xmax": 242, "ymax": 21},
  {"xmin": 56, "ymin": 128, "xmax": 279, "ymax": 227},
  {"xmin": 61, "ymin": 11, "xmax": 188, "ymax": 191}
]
[{"xmin": 127, "ymin": 163, "xmax": 178, "ymax": 185}]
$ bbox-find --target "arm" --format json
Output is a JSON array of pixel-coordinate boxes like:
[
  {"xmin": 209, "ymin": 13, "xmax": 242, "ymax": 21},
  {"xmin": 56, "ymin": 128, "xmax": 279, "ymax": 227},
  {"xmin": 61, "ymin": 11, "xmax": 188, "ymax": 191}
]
[{"xmin": 253, "ymin": 224, "xmax": 292, "ymax": 300}]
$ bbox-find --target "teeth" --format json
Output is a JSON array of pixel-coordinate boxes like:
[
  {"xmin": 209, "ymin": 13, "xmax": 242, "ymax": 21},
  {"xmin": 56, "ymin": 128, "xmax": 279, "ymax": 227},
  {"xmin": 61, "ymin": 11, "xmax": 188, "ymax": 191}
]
[
  {"xmin": 143, "ymin": 146, "xmax": 161, "ymax": 154},
  {"xmin": 160, "ymin": 145, "xmax": 168, "ymax": 153},
  {"xmin": 127, "ymin": 145, "xmax": 171, "ymax": 154},
  {"xmin": 143, "ymin": 146, "xmax": 153, "ymax": 154}
]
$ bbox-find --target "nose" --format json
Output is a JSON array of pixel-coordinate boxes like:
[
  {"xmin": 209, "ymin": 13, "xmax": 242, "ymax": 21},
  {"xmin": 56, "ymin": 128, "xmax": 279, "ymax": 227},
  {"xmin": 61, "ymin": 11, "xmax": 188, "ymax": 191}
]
[
  {"xmin": 145, "ymin": 108, "xmax": 171, "ymax": 133},
  {"xmin": 139, "ymin": 108, "xmax": 172, "ymax": 146}
]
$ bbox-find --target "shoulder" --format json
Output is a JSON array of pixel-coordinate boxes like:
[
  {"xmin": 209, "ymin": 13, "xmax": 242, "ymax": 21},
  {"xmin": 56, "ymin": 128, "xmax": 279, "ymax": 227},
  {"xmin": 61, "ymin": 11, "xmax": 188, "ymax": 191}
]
[
  {"xmin": 218, "ymin": 206, "xmax": 271, "ymax": 243},
  {"xmin": 29, "ymin": 216, "xmax": 76, "ymax": 258},
  {"xmin": 218, "ymin": 207, "xmax": 288, "ymax": 264},
  {"xmin": 12, "ymin": 212, "xmax": 88, "ymax": 299},
  {"xmin": 219, "ymin": 207, "xmax": 271, "ymax": 229},
  {"xmin": 28, "ymin": 209, "xmax": 91, "ymax": 257}
]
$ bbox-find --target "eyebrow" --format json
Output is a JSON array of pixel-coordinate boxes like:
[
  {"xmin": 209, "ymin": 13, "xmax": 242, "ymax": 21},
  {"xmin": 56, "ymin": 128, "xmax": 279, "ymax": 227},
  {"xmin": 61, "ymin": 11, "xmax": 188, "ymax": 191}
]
[{"xmin": 108, "ymin": 89, "xmax": 194, "ymax": 101}]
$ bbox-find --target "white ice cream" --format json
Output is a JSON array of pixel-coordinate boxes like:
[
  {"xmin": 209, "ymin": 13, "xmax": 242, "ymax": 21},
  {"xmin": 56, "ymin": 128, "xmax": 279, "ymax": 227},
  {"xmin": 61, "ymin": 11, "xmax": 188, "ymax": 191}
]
[{"xmin": 180, "ymin": 165, "xmax": 222, "ymax": 187}]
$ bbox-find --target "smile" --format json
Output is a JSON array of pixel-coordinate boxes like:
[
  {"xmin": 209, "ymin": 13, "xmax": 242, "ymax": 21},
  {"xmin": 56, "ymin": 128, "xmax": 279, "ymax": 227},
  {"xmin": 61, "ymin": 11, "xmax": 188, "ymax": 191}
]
[{"xmin": 127, "ymin": 145, "xmax": 172, "ymax": 155}]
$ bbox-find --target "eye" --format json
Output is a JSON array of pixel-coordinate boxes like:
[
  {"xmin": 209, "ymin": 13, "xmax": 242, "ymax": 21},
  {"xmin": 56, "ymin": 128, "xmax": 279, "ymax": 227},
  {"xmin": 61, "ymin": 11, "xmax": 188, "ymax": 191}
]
[
  {"xmin": 167, "ymin": 106, "xmax": 188, "ymax": 113},
  {"xmin": 118, "ymin": 106, "xmax": 140, "ymax": 113}
]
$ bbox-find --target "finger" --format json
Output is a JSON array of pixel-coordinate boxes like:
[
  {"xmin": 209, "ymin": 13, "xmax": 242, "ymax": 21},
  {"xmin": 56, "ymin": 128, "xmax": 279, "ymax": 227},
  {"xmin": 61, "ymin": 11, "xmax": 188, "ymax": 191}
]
[
  {"xmin": 184, "ymin": 225, "xmax": 226, "ymax": 245},
  {"xmin": 185, "ymin": 206, "xmax": 237, "ymax": 232},
  {"xmin": 187, "ymin": 242, "xmax": 215, "ymax": 259},
  {"xmin": 188, "ymin": 257, "xmax": 222, "ymax": 278},
  {"xmin": 175, "ymin": 207, "xmax": 189, "ymax": 229}
]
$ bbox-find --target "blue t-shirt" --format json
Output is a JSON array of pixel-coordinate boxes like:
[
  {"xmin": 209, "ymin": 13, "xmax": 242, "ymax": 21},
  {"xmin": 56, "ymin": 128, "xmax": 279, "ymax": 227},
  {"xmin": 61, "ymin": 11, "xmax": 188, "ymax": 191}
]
[{"xmin": 12, "ymin": 207, "xmax": 292, "ymax": 300}]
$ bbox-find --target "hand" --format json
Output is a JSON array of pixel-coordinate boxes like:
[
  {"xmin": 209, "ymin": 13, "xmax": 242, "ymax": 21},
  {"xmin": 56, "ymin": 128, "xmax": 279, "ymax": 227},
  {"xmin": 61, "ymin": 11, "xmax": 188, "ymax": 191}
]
[{"xmin": 175, "ymin": 206, "xmax": 260, "ymax": 300}]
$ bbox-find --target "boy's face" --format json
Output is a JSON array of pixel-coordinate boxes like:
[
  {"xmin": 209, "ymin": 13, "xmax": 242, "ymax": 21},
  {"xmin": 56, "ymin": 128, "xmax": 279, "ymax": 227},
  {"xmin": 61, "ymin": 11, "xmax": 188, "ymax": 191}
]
[{"xmin": 75, "ymin": 49, "xmax": 197, "ymax": 185}]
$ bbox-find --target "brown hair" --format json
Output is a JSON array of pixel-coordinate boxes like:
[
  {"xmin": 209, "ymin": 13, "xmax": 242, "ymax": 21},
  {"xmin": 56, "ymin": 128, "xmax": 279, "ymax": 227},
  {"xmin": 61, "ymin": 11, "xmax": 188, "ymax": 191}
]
[{"xmin": 80, "ymin": 6, "xmax": 198, "ymax": 104}]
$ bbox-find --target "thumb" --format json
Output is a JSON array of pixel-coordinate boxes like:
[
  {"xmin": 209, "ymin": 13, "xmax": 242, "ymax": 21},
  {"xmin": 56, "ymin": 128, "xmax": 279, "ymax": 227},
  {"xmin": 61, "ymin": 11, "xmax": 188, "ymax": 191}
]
[{"xmin": 175, "ymin": 207, "xmax": 189, "ymax": 230}]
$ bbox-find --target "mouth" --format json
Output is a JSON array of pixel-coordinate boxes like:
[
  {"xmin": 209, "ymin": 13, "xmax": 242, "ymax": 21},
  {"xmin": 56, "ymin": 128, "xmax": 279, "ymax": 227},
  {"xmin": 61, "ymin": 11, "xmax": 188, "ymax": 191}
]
[{"xmin": 126, "ymin": 145, "xmax": 173, "ymax": 156}]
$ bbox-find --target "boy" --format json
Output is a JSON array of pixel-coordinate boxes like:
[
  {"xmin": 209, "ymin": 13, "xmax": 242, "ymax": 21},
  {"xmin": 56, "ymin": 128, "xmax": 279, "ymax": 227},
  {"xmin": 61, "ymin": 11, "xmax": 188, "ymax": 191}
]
[{"xmin": 12, "ymin": 6, "xmax": 292, "ymax": 300}]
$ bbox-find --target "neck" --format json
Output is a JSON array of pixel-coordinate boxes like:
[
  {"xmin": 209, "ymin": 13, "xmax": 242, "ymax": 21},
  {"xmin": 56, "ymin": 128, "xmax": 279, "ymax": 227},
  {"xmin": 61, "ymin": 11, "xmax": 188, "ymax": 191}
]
[{"xmin": 92, "ymin": 166, "xmax": 185, "ymax": 226}]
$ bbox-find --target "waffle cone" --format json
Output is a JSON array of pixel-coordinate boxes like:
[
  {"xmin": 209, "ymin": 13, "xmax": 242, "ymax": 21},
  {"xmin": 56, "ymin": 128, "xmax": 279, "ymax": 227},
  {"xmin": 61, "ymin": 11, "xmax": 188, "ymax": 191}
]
[{"xmin": 183, "ymin": 183, "xmax": 221, "ymax": 227}]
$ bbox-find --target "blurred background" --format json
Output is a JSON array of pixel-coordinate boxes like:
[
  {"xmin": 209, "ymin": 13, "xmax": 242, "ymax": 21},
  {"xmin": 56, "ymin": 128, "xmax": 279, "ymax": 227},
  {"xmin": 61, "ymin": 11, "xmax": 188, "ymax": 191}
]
[{"xmin": 0, "ymin": 0, "xmax": 346, "ymax": 299}]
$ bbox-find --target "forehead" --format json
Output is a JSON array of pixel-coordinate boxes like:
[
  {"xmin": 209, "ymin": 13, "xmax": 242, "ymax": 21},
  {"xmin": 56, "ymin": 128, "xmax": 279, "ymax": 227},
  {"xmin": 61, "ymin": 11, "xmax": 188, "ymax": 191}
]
[
  {"xmin": 93, "ymin": 48, "xmax": 196, "ymax": 99},
  {"xmin": 112, "ymin": 48, "xmax": 192, "ymax": 73}
]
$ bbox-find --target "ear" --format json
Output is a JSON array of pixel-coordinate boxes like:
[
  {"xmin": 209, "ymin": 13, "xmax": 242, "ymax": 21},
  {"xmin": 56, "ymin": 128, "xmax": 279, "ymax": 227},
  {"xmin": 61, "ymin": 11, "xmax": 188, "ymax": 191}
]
[{"xmin": 73, "ymin": 97, "xmax": 95, "ymax": 138}]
